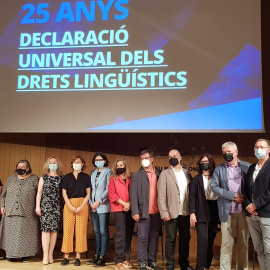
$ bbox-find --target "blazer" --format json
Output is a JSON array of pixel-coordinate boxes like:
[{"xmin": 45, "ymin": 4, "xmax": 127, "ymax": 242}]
[
  {"xmin": 211, "ymin": 160, "xmax": 250, "ymax": 222},
  {"xmin": 108, "ymin": 175, "xmax": 131, "ymax": 212},
  {"xmin": 189, "ymin": 174, "xmax": 210, "ymax": 222},
  {"xmin": 130, "ymin": 167, "xmax": 161, "ymax": 219},
  {"xmin": 157, "ymin": 167, "xmax": 192, "ymax": 219},
  {"xmin": 243, "ymin": 158, "xmax": 270, "ymax": 217},
  {"xmin": 89, "ymin": 167, "xmax": 112, "ymax": 214}
]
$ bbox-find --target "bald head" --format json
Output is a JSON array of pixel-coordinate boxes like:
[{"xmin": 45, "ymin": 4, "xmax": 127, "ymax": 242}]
[{"xmin": 169, "ymin": 149, "xmax": 181, "ymax": 159}]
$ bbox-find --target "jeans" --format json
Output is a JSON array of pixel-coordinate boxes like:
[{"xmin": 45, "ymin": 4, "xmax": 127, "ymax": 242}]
[{"xmin": 91, "ymin": 212, "xmax": 110, "ymax": 257}]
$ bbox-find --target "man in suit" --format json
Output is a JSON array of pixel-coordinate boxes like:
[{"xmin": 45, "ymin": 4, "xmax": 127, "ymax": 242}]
[
  {"xmin": 243, "ymin": 138, "xmax": 270, "ymax": 270},
  {"xmin": 211, "ymin": 141, "xmax": 250, "ymax": 270},
  {"xmin": 157, "ymin": 149, "xmax": 194, "ymax": 270},
  {"xmin": 130, "ymin": 149, "xmax": 162, "ymax": 270}
]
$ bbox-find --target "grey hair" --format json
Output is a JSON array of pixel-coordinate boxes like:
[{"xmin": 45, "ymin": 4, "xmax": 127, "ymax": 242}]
[
  {"xmin": 255, "ymin": 139, "xmax": 270, "ymax": 147},
  {"xmin": 222, "ymin": 141, "xmax": 238, "ymax": 150}
]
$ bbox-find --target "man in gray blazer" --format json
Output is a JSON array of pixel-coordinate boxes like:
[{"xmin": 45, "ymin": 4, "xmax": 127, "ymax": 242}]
[
  {"xmin": 157, "ymin": 149, "xmax": 194, "ymax": 270},
  {"xmin": 211, "ymin": 141, "xmax": 250, "ymax": 270},
  {"xmin": 130, "ymin": 149, "xmax": 162, "ymax": 270}
]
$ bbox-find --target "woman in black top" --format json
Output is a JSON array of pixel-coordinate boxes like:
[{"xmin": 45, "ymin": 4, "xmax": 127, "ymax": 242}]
[
  {"xmin": 189, "ymin": 153, "xmax": 219, "ymax": 270},
  {"xmin": 61, "ymin": 155, "xmax": 91, "ymax": 267}
]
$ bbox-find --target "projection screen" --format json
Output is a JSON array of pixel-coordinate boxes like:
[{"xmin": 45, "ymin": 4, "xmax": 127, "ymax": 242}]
[{"xmin": 0, "ymin": 0, "xmax": 263, "ymax": 132}]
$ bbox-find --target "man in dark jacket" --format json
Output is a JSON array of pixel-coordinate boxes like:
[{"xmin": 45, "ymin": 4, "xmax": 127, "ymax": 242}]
[
  {"xmin": 130, "ymin": 149, "xmax": 162, "ymax": 270},
  {"xmin": 243, "ymin": 138, "xmax": 270, "ymax": 270}
]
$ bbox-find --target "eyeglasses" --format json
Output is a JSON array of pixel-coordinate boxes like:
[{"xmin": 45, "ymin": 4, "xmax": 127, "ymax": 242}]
[{"xmin": 254, "ymin": 146, "xmax": 269, "ymax": 150}]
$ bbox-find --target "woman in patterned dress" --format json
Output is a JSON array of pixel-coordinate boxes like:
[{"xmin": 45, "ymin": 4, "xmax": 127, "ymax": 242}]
[
  {"xmin": 36, "ymin": 156, "xmax": 64, "ymax": 265},
  {"xmin": 0, "ymin": 160, "xmax": 40, "ymax": 261}
]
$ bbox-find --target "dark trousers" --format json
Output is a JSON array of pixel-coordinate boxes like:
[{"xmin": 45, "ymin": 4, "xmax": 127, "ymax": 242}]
[
  {"xmin": 137, "ymin": 213, "xmax": 162, "ymax": 264},
  {"xmin": 165, "ymin": 215, "xmax": 191, "ymax": 270},
  {"xmin": 113, "ymin": 211, "xmax": 135, "ymax": 264}
]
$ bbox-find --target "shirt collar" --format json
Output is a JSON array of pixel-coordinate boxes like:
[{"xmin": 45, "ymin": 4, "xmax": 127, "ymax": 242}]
[{"xmin": 171, "ymin": 165, "xmax": 182, "ymax": 172}]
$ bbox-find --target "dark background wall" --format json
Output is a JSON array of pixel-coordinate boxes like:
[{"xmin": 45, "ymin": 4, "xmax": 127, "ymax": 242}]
[{"xmin": 0, "ymin": 0, "xmax": 269, "ymax": 157}]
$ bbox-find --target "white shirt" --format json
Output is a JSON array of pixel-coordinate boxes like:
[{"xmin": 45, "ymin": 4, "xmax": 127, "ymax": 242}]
[
  {"xmin": 253, "ymin": 163, "xmax": 261, "ymax": 183},
  {"xmin": 202, "ymin": 175, "xmax": 218, "ymax": 200},
  {"xmin": 171, "ymin": 166, "xmax": 188, "ymax": 215}
]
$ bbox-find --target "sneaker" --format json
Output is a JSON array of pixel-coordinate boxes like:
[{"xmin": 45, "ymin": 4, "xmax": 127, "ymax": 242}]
[
  {"xmin": 61, "ymin": 258, "xmax": 69, "ymax": 266},
  {"xmin": 115, "ymin": 263, "xmax": 126, "ymax": 270},
  {"xmin": 75, "ymin": 258, "xmax": 81, "ymax": 266},
  {"xmin": 149, "ymin": 262, "xmax": 160, "ymax": 270},
  {"xmin": 86, "ymin": 255, "xmax": 99, "ymax": 265},
  {"xmin": 95, "ymin": 256, "xmax": 106, "ymax": 266},
  {"xmin": 139, "ymin": 262, "xmax": 147, "ymax": 270},
  {"xmin": 123, "ymin": 260, "xmax": 133, "ymax": 269}
]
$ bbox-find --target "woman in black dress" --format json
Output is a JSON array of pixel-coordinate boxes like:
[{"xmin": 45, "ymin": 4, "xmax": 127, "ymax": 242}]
[
  {"xmin": 189, "ymin": 153, "xmax": 219, "ymax": 270},
  {"xmin": 36, "ymin": 156, "xmax": 64, "ymax": 265}
]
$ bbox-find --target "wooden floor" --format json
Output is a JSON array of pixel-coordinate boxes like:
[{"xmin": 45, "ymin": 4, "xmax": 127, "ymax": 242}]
[{"xmin": 0, "ymin": 239, "xmax": 260, "ymax": 270}]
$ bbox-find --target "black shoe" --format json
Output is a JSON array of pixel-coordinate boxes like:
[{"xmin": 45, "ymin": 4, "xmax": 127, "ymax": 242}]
[
  {"xmin": 95, "ymin": 256, "xmax": 105, "ymax": 266},
  {"xmin": 139, "ymin": 262, "xmax": 147, "ymax": 270},
  {"xmin": 187, "ymin": 266, "xmax": 195, "ymax": 270},
  {"xmin": 75, "ymin": 258, "xmax": 81, "ymax": 266},
  {"xmin": 22, "ymin": 257, "xmax": 30, "ymax": 263},
  {"xmin": 61, "ymin": 258, "xmax": 70, "ymax": 266},
  {"xmin": 149, "ymin": 262, "xmax": 161, "ymax": 270},
  {"xmin": 86, "ymin": 255, "xmax": 100, "ymax": 265}
]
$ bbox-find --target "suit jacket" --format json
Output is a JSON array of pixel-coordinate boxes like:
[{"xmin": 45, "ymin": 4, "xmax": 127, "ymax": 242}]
[
  {"xmin": 157, "ymin": 167, "xmax": 192, "ymax": 219},
  {"xmin": 89, "ymin": 167, "xmax": 112, "ymax": 213},
  {"xmin": 243, "ymin": 158, "xmax": 270, "ymax": 217},
  {"xmin": 189, "ymin": 174, "xmax": 210, "ymax": 222},
  {"xmin": 130, "ymin": 167, "xmax": 161, "ymax": 219},
  {"xmin": 211, "ymin": 160, "xmax": 250, "ymax": 222}
]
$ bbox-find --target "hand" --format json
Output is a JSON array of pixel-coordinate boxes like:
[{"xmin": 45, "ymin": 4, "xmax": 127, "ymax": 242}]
[
  {"xmin": 75, "ymin": 206, "xmax": 82, "ymax": 214},
  {"xmin": 35, "ymin": 207, "xmax": 41, "ymax": 216},
  {"xmin": 246, "ymin": 203, "xmax": 258, "ymax": 215},
  {"xmin": 123, "ymin": 202, "xmax": 130, "ymax": 212},
  {"xmin": 234, "ymin": 193, "xmax": 244, "ymax": 204},
  {"xmin": 163, "ymin": 216, "xmax": 170, "ymax": 222},
  {"xmin": 1, "ymin": 207, "xmax": 5, "ymax": 216},
  {"xmin": 69, "ymin": 206, "xmax": 76, "ymax": 213},
  {"xmin": 190, "ymin": 213, "xmax": 197, "ymax": 227},
  {"xmin": 91, "ymin": 201, "xmax": 100, "ymax": 210},
  {"xmin": 133, "ymin": 214, "xmax": 140, "ymax": 222}
]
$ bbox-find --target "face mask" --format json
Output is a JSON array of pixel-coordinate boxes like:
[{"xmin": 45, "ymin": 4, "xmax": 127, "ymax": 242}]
[
  {"xmin": 169, "ymin": 157, "xmax": 179, "ymax": 167},
  {"xmin": 255, "ymin": 149, "xmax": 267, "ymax": 160},
  {"xmin": 95, "ymin": 160, "xmax": 104, "ymax": 168},
  {"xmin": 141, "ymin": 159, "xmax": 151, "ymax": 168},
  {"xmin": 200, "ymin": 163, "xmax": 210, "ymax": 171},
  {"xmin": 116, "ymin": 167, "xmax": 126, "ymax": 175},
  {"xmin": 73, "ymin": 163, "xmax": 82, "ymax": 171},
  {"xmin": 223, "ymin": 153, "xmax": 234, "ymax": 162},
  {"xmin": 16, "ymin": 168, "xmax": 26, "ymax": 175},
  {"xmin": 49, "ymin": 164, "xmax": 58, "ymax": 171}
]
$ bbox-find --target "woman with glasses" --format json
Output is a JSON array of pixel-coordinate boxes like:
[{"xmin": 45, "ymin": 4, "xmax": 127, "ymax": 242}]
[
  {"xmin": 189, "ymin": 153, "xmax": 219, "ymax": 270},
  {"xmin": 87, "ymin": 152, "xmax": 112, "ymax": 267}
]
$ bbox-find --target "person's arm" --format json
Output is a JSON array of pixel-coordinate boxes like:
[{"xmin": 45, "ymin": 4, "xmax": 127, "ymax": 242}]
[
  {"xmin": 0, "ymin": 186, "xmax": 2, "ymax": 197},
  {"xmin": 1, "ymin": 177, "xmax": 11, "ymax": 216},
  {"xmin": 35, "ymin": 176, "xmax": 44, "ymax": 216},
  {"xmin": 189, "ymin": 175, "xmax": 197, "ymax": 226},
  {"xmin": 130, "ymin": 172, "xmax": 140, "ymax": 221},
  {"xmin": 211, "ymin": 167, "xmax": 235, "ymax": 201},
  {"xmin": 75, "ymin": 187, "xmax": 91, "ymax": 214},
  {"xmin": 157, "ymin": 171, "xmax": 170, "ymax": 221},
  {"xmin": 62, "ymin": 189, "xmax": 76, "ymax": 212}
]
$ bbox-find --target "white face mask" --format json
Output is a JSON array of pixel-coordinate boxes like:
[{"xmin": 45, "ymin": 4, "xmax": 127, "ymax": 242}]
[
  {"xmin": 73, "ymin": 163, "xmax": 82, "ymax": 171},
  {"xmin": 49, "ymin": 164, "xmax": 58, "ymax": 171},
  {"xmin": 141, "ymin": 158, "xmax": 151, "ymax": 168}
]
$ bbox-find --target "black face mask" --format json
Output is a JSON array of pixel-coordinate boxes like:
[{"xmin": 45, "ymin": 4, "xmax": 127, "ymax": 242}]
[
  {"xmin": 223, "ymin": 153, "xmax": 234, "ymax": 162},
  {"xmin": 116, "ymin": 167, "xmax": 126, "ymax": 175},
  {"xmin": 169, "ymin": 157, "xmax": 179, "ymax": 167},
  {"xmin": 16, "ymin": 168, "xmax": 26, "ymax": 175},
  {"xmin": 200, "ymin": 163, "xmax": 210, "ymax": 171}
]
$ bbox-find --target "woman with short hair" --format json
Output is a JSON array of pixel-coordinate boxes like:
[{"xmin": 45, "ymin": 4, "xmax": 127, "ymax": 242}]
[{"xmin": 0, "ymin": 160, "xmax": 40, "ymax": 262}]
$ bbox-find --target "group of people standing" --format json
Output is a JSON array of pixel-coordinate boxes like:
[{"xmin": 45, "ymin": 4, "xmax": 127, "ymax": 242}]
[{"xmin": 0, "ymin": 139, "xmax": 270, "ymax": 270}]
